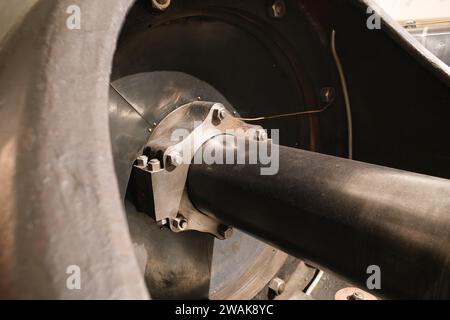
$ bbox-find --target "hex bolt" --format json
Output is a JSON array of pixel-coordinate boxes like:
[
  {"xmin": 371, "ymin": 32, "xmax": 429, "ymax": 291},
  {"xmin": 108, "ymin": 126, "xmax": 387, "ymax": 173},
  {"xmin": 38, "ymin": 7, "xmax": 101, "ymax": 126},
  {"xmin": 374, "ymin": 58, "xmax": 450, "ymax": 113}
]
[
  {"xmin": 270, "ymin": 0, "xmax": 286, "ymax": 18},
  {"xmin": 151, "ymin": 0, "xmax": 171, "ymax": 11},
  {"xmin": 320, "ymin": 87, "xmax": 335, "ymax": 103},
  {"xmin": 218, "ymin": 225, "xmax": 233, "ymax": 239},
  {"xmin": 255, "ymin": 129, "xmax": 268, "ymax": 142},
  {"xmin": 268, "ymin": 277, "xmax": 286, "ymax": 296},
  {"xmin": 149, "ymin": 158, "xmax": 161, "ymax": 172},
  {"xmin": 136, "ymin": 155, "xmax": 148, "ymax": 167},
  {"xmin": 167, "ymin": 151, "xmax": 183, "ymax": 167},
  {"xmin": 213, "ymin": 106, "xmax": 227, "ymax": 123},
  {"xmin": 348, "ymin": 291, "xmax": 366, "ymax": 301}
]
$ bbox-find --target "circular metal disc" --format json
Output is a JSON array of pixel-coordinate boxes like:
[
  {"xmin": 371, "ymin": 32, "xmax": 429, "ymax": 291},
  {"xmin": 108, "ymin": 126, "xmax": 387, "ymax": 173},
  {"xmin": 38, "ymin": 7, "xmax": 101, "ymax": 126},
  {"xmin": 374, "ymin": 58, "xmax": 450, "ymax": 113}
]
[{"xmin": 109, "ymin": 72, "xmax": 287, "ymax": 299}]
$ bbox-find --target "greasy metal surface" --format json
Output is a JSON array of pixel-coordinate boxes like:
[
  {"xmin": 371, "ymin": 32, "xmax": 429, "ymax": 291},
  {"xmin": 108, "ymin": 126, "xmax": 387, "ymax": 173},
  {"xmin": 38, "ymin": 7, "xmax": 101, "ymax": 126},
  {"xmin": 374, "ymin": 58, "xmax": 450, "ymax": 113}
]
[
  {"xmin": 113, "ymin": 72, "xmax": 287, "ymax": 299},
  {"xmin": 189, "ymin": 144, "xmax": 450, "ymax": 299},
  {"xmin": 0, "ymin": 0, "xmax": 148, "ymax": 299}
]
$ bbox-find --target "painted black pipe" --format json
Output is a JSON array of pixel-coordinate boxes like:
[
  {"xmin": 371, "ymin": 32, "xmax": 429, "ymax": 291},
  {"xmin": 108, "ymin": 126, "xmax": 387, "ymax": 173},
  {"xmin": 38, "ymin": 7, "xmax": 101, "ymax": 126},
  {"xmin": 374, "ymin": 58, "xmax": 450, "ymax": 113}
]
[{"xmin": 188, "ymin": 140, "xmax": 450, "ymax": 299}]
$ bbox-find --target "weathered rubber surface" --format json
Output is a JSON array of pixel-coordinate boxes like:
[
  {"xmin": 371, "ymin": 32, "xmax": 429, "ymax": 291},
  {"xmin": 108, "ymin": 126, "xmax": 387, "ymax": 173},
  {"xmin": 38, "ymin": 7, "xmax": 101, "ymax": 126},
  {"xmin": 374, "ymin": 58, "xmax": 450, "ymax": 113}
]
[{"xmin": 0, "ymin": 0, "xmax": 149, "ymax": 299}]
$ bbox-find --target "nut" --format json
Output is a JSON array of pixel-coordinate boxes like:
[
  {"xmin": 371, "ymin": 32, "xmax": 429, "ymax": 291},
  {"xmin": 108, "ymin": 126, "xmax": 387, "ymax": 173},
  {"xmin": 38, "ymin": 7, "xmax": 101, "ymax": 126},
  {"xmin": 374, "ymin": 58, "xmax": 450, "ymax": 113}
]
[
  {"xmin": 151, "ymin": 0, "xmax": 171, "ymax": 11},
  {"xmin": 218, "ymin": 225, "xmax": 233, "ymax": 239},
  {"xmin": 270, "ymin": 1, "xmax": 286, "ymax": 18},
  {"xmin": 268, "ymin": 277, "xmax": 286, "ymax": 296},
  {"xmin": 180, "ymin": 219, "xmax": 188, "ymax": 229},
  {"xmin": 149, "ymin": 158, "xmax": 161, "ymax": 172},
  {"xmin": 167, "ymin": 151, "xmax": 183, "ymax": 167},
  {"xmin": 136, "ymin": 155, "xmax": 148, "ymax": 167},
  {"xmin": 213, "ymin": 106, "xmax": 227, "ymax": 123},
  {"xmin": 320, "ymin": 87, "xmax": 335, "ymax": 103}
]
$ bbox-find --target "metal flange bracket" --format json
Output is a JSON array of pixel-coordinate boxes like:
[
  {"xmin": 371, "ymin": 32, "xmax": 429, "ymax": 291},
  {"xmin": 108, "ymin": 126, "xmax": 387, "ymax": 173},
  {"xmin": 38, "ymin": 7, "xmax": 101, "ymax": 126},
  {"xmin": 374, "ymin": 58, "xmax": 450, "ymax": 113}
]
[{"xmin": 131, "ymin": 101, "xmax": 262, "ymax": 239}]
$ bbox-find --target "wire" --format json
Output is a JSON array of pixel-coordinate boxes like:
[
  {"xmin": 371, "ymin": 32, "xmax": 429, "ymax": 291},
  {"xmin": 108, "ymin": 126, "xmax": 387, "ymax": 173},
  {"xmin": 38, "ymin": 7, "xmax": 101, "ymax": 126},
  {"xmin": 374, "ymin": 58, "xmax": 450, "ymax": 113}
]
[
  {"xmin": 300, "ymin": 33, "xmax": 353, "ymax": 297},
  {"xmin": 235, "ymin": 99, "xmax": 334, "ymax": 122},
  {"xmin": 331, "ymin": 30, "xmax": 353, "ymax": 160}
]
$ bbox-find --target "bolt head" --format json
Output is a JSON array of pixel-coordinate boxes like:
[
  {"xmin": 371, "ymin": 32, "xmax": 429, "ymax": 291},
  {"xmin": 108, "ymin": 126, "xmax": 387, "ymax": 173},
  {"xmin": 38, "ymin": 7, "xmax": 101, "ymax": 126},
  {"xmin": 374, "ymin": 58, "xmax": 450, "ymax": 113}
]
[
  {"xmin": 320, "ymin": 87, "xmax": 335, "ymax": 103},
  {"xmin": 271, "ymin": 1, "xmax": 286, "ymax": 18},
  {"xmin": 269, "ymin": 277, "xmax": 286, "ymax": 296},
  {"xmin": 151, "ymin": 0, "xmax": 171, "ymax": 11},
  {"xmin": 149, "ymin": 158, "xmax": 161, "ymax": 172},
  {"xmin": 136, "ymin": 155, "xmax": 149, "ymax": 167},
  {"xmin": 218, "ymin": 225, "xmax": 233, "ymax": 239},
  {"xmin": 167, "ymin": 151, "xmax": 183, "ymax": 167},
  {"xmin": 213, "ymin": 106, "xmax": 227, "ymax": 123},
  {"xmin": 180, "ymin": 219, "xmax": 188, "ymax": 229},
  {"xmin": 219, "ymin": 109, "xmax": 227, "ymax": 119}
]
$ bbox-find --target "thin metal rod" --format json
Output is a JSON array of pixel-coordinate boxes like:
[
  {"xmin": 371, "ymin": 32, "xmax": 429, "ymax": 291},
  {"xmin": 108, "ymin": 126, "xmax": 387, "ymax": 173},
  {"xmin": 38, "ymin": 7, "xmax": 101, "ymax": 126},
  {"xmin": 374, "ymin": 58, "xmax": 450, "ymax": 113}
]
[
  {"xmin": 331, "ymin": 30, "xmax": 353, "ymax": 160},
  {"xmin": 235, "ymin": 101, "xmax": 333, "ymax": 122}
]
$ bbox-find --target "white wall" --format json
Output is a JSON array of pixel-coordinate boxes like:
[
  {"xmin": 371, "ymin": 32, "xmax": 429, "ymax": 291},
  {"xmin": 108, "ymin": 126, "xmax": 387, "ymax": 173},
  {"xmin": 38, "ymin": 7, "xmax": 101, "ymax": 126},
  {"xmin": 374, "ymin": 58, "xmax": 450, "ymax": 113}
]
[{"xmin": 373, "ymin": 0, "xmax": 450, "ymax": 20}]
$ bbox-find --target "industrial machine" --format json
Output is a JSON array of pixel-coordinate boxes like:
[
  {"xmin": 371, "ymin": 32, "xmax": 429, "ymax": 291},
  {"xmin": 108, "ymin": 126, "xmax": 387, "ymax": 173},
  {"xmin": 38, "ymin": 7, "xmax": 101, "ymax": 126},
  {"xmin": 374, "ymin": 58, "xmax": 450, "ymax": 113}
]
[{"xmin": 0, "ymin": 0, "xmax": 449, "ymax": 300}]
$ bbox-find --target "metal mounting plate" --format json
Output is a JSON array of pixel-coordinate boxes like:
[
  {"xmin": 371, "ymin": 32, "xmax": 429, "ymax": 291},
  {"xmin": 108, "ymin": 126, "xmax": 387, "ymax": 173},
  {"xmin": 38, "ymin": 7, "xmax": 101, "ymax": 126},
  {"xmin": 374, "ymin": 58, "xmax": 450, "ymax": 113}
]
[{"xmin": 136, "ymin": 101, "xmax": 260, "ymax": 229}]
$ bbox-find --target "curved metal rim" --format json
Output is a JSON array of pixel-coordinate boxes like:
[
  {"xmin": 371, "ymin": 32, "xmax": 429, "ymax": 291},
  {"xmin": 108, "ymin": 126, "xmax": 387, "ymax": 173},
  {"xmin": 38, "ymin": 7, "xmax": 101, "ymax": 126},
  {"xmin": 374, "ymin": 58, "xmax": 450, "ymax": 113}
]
[{"xmin": 0, "ymin": 0, "xmax": 148, "ymax": 299}]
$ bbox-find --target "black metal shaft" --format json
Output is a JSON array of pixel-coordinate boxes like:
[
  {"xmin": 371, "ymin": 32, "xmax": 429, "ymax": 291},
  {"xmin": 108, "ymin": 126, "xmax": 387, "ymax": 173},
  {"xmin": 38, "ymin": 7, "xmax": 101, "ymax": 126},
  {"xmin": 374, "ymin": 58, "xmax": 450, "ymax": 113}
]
[{"xmin": 188, "ymin": 142, "xmax": 450, "ymax": 299}]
